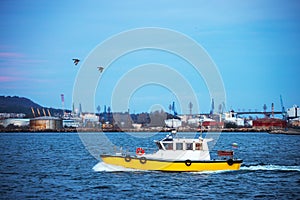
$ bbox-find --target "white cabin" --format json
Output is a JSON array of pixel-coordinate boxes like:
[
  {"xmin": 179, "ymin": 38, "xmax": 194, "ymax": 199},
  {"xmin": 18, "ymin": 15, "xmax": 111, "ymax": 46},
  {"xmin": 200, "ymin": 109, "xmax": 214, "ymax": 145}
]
[{"xmin": 144, "ymin": 136, "xmax": 212, "ymax": 161}]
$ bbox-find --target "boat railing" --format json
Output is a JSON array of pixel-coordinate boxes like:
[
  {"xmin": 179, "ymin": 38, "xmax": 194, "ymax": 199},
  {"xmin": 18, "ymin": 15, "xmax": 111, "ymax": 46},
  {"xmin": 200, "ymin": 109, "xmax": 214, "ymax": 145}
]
[{"xmin": 113, "ymin": 146, "xmax": 157, "ymax": 157}]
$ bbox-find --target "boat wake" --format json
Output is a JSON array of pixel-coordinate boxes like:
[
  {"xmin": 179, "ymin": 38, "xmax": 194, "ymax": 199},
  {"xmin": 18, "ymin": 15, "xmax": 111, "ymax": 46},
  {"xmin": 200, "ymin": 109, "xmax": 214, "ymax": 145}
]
[
  {"xmin": 93, "ymin": 162, "xmax": 140, "ymax": 172},
  {"xmin": 191, "ymin": 170, "xmax": 231, "ymax": 174},
  {"xmin": 240, "ymin": 164, "xmax": 300, "ymax": 172}
]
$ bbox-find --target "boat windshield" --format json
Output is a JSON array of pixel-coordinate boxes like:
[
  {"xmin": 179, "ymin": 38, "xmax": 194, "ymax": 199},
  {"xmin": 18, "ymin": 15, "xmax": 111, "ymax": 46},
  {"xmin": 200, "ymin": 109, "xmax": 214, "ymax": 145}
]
[
  {"xmin": 155, "ymin": 141, "xmax": 163, "ymax": 150},
  {"xmin": 156, "ymin": 141, "xmax": 203, "ymax": 151},
  {"xmin": 163, "ymin": 143, "xmax": 173, "ymax": 150}
]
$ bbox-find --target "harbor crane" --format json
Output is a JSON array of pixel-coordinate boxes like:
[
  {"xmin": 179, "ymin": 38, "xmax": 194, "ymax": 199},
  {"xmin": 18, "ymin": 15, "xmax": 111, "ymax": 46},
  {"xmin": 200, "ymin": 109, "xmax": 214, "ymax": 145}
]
[
  {"xmin": 210, "ymin": 98, "xmax": 214, "ymax": 114},
  {"xmin": 280, "ymin": 95, "xmax": 287, "ymax": 119},
  {"xmin": 172, "ymin": 101, "xmax": 178, "ymax": 116},
  {"xmin": 188, "ymin": 102, "xmax": 193, "ymax": 115}
]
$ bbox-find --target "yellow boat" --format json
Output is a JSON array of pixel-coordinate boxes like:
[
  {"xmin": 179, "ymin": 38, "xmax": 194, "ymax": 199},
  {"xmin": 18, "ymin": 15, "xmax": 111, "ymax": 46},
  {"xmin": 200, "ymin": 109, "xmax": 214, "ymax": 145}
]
[{"xmin": 100, "ymin": 131, "xmax": 242, "ymax": 172}]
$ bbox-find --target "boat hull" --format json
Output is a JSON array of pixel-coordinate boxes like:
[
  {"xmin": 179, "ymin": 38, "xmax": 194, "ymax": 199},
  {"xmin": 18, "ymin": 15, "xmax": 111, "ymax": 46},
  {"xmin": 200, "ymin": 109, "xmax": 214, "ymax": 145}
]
[{"xmin": 100, "ymin": 155, "xmax": 242, "ymax": 172}]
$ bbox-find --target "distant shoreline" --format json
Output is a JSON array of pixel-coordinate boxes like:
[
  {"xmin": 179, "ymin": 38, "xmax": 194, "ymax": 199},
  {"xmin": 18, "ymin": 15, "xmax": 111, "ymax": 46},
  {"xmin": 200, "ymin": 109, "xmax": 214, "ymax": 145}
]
[{"xmin": 1, "ymin": 127, "xmax": 299, "ymax": 135}]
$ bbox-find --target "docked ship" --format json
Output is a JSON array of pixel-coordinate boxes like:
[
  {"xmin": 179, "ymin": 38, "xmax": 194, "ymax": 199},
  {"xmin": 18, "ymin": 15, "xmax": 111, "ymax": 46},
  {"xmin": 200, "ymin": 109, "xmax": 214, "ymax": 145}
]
[{"xmin": 100, "ymin": 130, "xmax": 242, "ymax": 172}]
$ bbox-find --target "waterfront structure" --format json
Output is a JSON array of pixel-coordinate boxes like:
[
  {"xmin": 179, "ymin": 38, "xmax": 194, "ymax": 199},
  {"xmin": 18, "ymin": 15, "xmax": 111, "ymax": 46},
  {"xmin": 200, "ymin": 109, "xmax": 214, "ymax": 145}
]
[
  {"xmin": 30, "ymin": 117, "xmax": 62, "ymax": 130},
  {"xmin": 202, "ymin": 121, "xmax": 224, "ymax": 129},
  {"xmin": 81, "ymin": 113, "xmax": 99, "ymax": 127},
  {"xmin": 187, "ymin": 117, "xmax": 201, "ymax": 126},
  {"xmin": 287, "ymin": 105, "xmax": 299, "ymax": 119},
  {"xmin": 178, "ymin": 114, "xmax": 188, "ymax": 123},
  {"xmin": 132, "ymin": 123, "xmax": 142, "ymax": 130},
  {"xmin": 0, "ymin": 118, "xmax": 29, "ymax": 127},
  {"xmin": 252, "ymin": 118, "xmax": 287, "ymax": 129},
  {"xmin": 63, "ymin": 119, "xmax": 80, "ymax": 128},
  {"xmin": 289, "ymin": 118, "xmax": 300, "ymax": 127},
  {"xmin": 0, "ymin": 113, "xmax": 26, "ymax": 119},
  {"xmin": 197, "ymin": 115, "xmax": 224, "ymax": 129},
  {"xmin": 174, "ymin": 114, "xmax": 225, "ymax": 129},
  {"xmin": 112, "ymin": 112, "xmax": 132, "ymax": 128},
  {"xmin": 164, "ymin": 118, "xmax": 182, "ymax": 128},
  {"xmin": 224, "ymin": 110, "xmax": 245, "ymax": 126}
]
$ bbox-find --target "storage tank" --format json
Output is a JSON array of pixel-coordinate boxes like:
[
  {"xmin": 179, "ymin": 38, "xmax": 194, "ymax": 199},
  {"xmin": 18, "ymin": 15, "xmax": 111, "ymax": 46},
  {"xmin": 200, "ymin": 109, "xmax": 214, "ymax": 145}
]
[{"xmin": 30, "ymin": 117, "xmax": 62, "ymax": 130}]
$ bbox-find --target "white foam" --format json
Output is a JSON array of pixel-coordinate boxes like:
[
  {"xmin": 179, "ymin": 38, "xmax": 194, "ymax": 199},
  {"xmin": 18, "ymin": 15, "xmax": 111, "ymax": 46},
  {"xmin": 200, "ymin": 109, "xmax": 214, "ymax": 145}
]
[
  {"xmin": 241, "ymin": 164, "xmax": 300, "ymax": 172},
  {"xmin": 191, "ymin": 170, "xmax": 230, "ymax": 174},
  {"xmin": 92, "ymin": 162, "xmax": 139, "ymax": 172}
]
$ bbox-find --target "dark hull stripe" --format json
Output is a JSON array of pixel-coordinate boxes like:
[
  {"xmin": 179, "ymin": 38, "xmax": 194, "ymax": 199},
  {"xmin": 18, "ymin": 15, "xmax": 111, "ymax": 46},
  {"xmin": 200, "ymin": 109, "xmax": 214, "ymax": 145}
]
[{"xmin": 100, "ymin": 155, "xmax": 243, "ymax": 164}]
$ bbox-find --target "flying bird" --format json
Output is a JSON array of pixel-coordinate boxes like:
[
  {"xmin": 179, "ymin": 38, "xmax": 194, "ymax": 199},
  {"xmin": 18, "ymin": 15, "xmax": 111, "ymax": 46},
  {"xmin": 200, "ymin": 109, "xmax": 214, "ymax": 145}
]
[
  {"xmin": 72, "ymin": 58, "xmax": 80, "ymax": 65},
  {"xmin": 97, "ymin": 66, "xmax": 104, "ymax": 72}
]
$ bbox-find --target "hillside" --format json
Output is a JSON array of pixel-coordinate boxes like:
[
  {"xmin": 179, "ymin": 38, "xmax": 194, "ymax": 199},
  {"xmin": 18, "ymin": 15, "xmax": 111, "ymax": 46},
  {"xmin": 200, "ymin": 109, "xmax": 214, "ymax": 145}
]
[{"xmin": 0, "ymin": 96, "xmax": 64, "ymax": 118}]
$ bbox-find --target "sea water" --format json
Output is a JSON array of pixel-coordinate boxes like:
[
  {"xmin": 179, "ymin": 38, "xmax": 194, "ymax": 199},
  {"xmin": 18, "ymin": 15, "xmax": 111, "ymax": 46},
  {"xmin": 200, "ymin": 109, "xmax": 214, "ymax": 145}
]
[{"xmin": 0, "ymin": 132, "xmax": 299, "ymax": 199}]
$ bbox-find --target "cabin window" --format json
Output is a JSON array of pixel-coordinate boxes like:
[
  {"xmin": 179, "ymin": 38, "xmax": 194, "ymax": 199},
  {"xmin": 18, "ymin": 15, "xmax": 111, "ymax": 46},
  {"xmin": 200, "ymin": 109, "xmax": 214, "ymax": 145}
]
[
  {"xmin": 195, "ymin": 143, "xmax": 202, "ymax": 150},
  {"xmin": 186, "ymin": 143, "xmax": 193, "ymax": 150},
  {"xmin": 176, "ymin": 143, "xmax": 183, "ymax": 150},
  {"xmin": 164, "ymin": 143, "xmax": 173, "ymax": 150},
  {"xmin": 156, "ymin": 142, "xmax": 163, "ymax": 150}
]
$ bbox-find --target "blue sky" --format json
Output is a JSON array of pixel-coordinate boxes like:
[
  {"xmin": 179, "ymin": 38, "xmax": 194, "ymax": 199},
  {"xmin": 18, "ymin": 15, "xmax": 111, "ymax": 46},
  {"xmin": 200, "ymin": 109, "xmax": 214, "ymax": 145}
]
[{"xmin": 0, "ymin": 0, "xmax": 299, "ymax": 114}]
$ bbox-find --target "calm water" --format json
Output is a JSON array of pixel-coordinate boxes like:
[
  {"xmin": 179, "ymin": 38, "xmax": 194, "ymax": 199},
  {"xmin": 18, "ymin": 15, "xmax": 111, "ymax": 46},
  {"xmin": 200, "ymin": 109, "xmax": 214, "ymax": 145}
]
[{"xmin": 0, "ymin": 132, "xmax": 299, "ymax": 199}]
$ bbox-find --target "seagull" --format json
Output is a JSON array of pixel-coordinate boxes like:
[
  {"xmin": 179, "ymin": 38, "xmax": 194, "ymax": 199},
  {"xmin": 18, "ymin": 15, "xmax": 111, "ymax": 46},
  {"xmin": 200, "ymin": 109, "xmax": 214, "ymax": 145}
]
[
  {"xmin": 72, "ymin": 58, "xmax": 80, "ymax": 65},
  {"xmin": 97, "ymin": 66, "xmax": 104, "ymax": 72}
]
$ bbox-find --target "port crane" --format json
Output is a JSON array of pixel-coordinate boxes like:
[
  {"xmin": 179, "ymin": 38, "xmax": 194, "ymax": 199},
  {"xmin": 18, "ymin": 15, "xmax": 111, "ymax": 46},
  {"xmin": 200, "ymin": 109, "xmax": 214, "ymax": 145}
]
[
  {"xmin": 280, "ymin": 95, "xmax": 287, "ymax": 119},
  {"xmin": 210, "ymin": 98, "xmax": 214, "ymax": 114},
  {"xmin": 172, "ymin": 101, "xmax": 178, "ymax": 116}
]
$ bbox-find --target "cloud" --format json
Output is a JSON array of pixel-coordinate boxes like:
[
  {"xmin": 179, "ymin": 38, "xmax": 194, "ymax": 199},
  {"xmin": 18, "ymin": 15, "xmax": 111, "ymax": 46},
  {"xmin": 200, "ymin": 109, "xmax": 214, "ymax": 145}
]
[
  {"xmin": 0, "ymin": 51, "xmax": 47, "ymax": 66},
  {"xmin": 0, "ymin": 76, "xmax": 20, "ymax": 82},
  {"xmin": 0, "ymin": 52, "xmax": 24, "ymax": 59},
  {"xmin": 0, "ymin": 75, "xmax": 53, "ymax": 88}
]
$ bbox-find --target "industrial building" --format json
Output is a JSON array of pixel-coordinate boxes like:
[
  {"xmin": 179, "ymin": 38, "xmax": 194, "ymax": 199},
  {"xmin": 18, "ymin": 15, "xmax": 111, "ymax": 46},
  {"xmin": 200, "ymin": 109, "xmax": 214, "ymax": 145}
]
[
  {"xmin": 0, "ymin": 118, "xmax": 29, "ymax": 127},
  {"xmin": 165, "ymin": 118, "xmax": 182, "ymax": 128},
  {"xmin": 30, "ymin": 117, "xmax": 63, "ymax": 130},
  {"xmin": 202, "ymin": 121, "xmax": 224, "ymax": 129},
  {"xmin": 252, "ymin": 118, "xmax": 287, "ymax": 129},
  {"xmin": 63, "ymin": 119, "xmax": 80, "ymax": 128},
  {"xmin": 287, "ymin": 105, "xmax": 300, "ymax": 119},
  {"xmin": 224, "ymin": 110, "xmax": 245, "ymax": 127}
]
